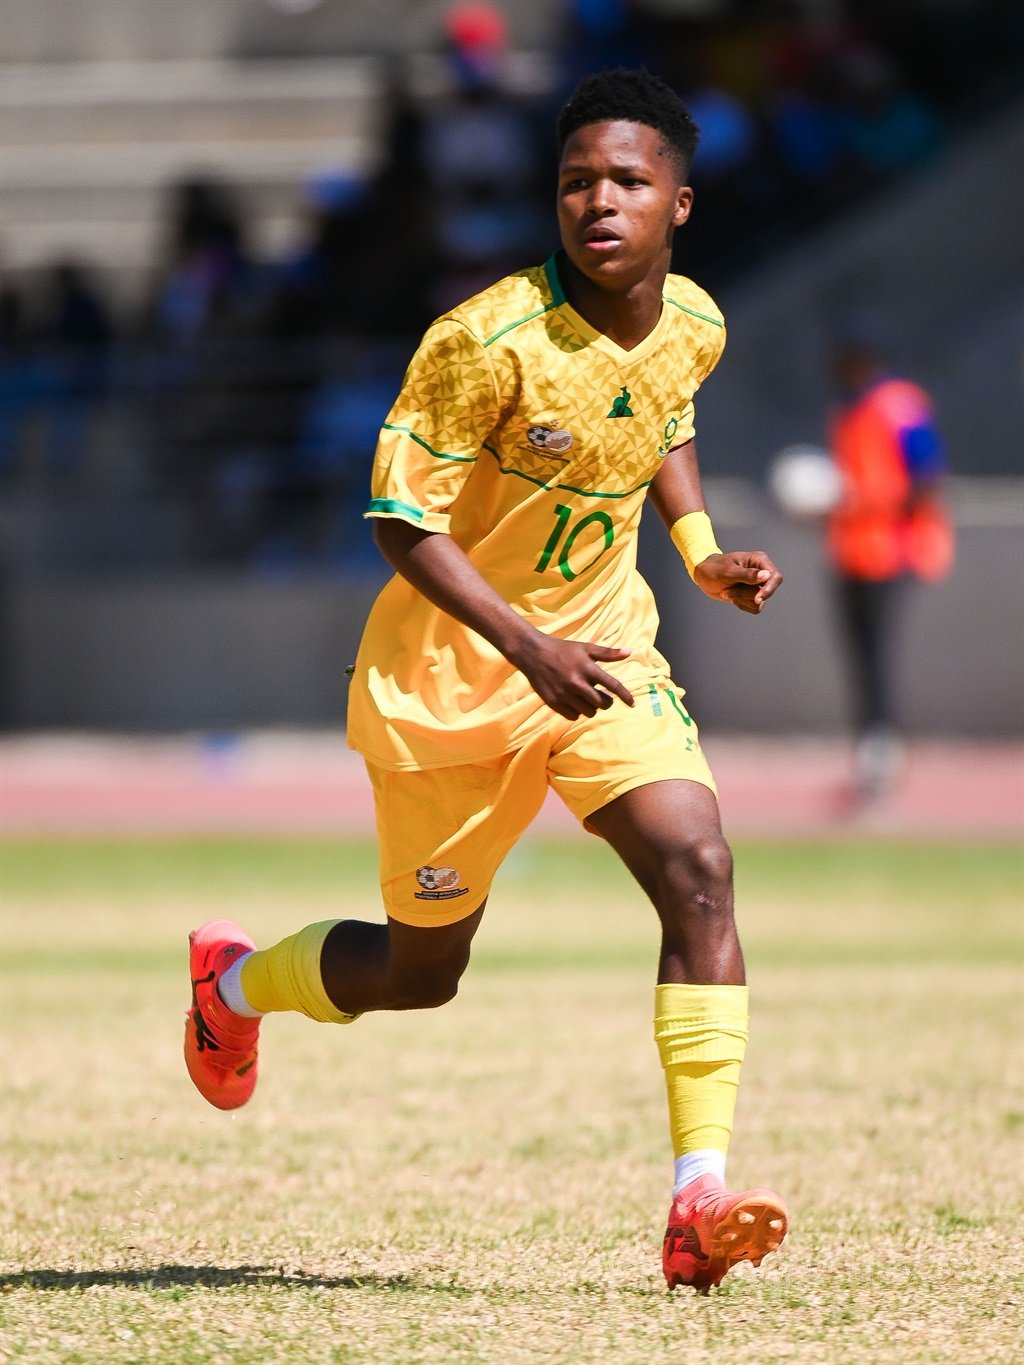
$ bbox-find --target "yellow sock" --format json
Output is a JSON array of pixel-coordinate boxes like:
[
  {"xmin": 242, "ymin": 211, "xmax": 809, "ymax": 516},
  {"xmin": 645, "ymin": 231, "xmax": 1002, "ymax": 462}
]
[
  {"xmin": 654, "ymin": 983, "xmax": 749, "ymax": 1160},
  {"xmin": 239, "ymin": 920, "xmax": 360, "ymax": 1024}
]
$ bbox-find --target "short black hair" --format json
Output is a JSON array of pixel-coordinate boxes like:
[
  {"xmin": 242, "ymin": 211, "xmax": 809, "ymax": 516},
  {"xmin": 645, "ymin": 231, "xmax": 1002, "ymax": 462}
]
[{"xmin": 556, "ymin": 68, "xmax": 699, "ymax": 179}]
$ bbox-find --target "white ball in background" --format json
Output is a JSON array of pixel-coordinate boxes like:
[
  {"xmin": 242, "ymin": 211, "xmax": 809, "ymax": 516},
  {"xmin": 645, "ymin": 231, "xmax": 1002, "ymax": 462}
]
[{"xmin": 767, "ymin": 444, "xmax": 843, "ymax": 520}]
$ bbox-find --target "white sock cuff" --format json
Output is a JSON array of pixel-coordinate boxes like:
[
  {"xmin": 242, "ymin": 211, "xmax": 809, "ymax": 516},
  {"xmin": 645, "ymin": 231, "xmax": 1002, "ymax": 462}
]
[
  {"xmin": 217, "ymin": 953, "xmax": 264, "ymax": 1018},
  {"xmin": 673, "ymin": 1148, "xmax": 726, "ymax": 1196}
]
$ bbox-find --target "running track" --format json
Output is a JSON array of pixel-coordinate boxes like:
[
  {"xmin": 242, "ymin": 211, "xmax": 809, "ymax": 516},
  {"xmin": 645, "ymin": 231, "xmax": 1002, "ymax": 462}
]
[{"xmin": 1, "ymin": 732, "xmax": 1020, "ymax": 839}]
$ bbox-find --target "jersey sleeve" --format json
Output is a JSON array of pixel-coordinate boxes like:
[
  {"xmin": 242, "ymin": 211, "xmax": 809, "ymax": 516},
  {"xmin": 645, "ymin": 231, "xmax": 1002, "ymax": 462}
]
[
  {"xmin": 695, "ymin": 319, "xmax": 726, "ymax": 387},
  {"xmin": 672, "ymin": 320, "xmax": 726, "ymax": 447},
  {"xmin": 365, "ymin": 319, "xmax": 499, "ymax": 534}
]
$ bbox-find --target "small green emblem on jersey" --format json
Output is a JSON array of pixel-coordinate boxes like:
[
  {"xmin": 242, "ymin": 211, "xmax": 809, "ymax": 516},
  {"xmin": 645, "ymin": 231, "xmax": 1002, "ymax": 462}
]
[
  {"xmin": 658, "ymin": 414, "xmax": 680, "ymax": 456},
  {"xmin": 607, "ymin": 385, "xmax": 634, "ymax": 418}
]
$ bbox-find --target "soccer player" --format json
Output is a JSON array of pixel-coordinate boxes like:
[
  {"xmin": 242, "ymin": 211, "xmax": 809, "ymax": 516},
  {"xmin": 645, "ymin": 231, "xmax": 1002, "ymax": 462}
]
[{"xmin": 185, "ymin": 68, "xmax": 788, "ymax": 1293}]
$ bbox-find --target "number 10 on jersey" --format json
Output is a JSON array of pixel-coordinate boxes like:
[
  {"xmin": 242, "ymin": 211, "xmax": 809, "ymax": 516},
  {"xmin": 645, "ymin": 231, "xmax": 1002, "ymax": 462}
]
[{"xmin": 535, "ymin": 504, "xmax": 615, "ymax": 581}]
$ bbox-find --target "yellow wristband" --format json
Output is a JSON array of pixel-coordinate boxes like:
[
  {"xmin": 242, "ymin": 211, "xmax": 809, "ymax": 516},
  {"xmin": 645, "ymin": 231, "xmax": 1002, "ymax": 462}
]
[{"xmin": 670, "ymin": 511, "xmax": 722, "ymax": 581}]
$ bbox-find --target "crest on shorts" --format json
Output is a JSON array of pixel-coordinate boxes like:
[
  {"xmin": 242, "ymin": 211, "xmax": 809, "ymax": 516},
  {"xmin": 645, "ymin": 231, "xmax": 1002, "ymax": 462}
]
[{"xmin": 414, "ymin": 865, "xmax": 469, "ymax": 901}]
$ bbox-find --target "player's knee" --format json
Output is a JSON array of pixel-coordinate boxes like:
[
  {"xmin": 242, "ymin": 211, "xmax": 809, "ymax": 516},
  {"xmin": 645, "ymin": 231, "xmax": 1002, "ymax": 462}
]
[
  {"xmin": 424, "ymin": 967, "xmax": 464, "ymax": 1008},
  {"xmin": 691, "ymin": 834, "xmax": 734, "ymax": 892},
  {"xmin": 397, "ymin": 977, "xmax": 460, "ymax": 1010},
  {"xmin": 391, "ymin": 959, "xmax": 466, "ymax": 1010},
  {"xmin": 663, "ymin": 835, "xmax": 734, "ymax": 913}
]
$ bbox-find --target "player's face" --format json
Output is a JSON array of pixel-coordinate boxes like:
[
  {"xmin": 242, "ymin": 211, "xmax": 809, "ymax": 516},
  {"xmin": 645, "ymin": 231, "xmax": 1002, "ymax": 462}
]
[{"xmin": 557, "ymin": 120, "xmax": 692, "ymax": 293}]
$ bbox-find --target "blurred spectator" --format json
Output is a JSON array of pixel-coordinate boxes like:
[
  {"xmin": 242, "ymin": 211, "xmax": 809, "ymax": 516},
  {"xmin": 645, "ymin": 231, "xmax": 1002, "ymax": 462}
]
[
  {"xmin": 44, "ymin": 261, "xmax": 112, "ymax": 353},
  {"xmin": 676, "ymin": 77, "xmax": 775, "ymax": 278},
  {"xmin": 767, "ymin": 75, "xmax": 845, "ymax": 216},
  {"xmin": 144, "ymin": 177, "xmax": 277, "ymax": 562},
  {"xmin": 151, "ymin": 177, "xmax": 255, "ymax": 346},
  {"xmin": 414, "ymin": 3, "xmax": 551, "ymax": 313},
  {"xmin": 446, "ymin": 0, "xmax": 507, "ymax": 78},
  {"xmin": 0, "ymin": 281, "xmax": 40, "ymax": 479},
  {"xmin": 273, "ymin": 350, "xmax": 405, "ymax": 568},
  {"xmin": 556, "ymin": 0, "xmax": 646, "ymax": 91},
  {"xmin": 761, "ymin": 8, "xmax": 853, "ymax": 223},
  {"xmin": 36, "ymin": 261, "xmax": 114, "ymax": 479},
  {"xmin": 266, "ymin": 171, "xmax": 376, "ymax": 339},
  {"xmin": 852, "ymin": 0, "xmax": 1024, "ymax": 119},
  {"xmin": 830, "ymin": 46, "xmax": 942, "ymax": 181},
  {"xmin": 0, "ymin": 262, "xmax": 114, "ymax": 483},
  {"xmin": 824, "ymin": 313, "xmax": 954, "ymax": 798},
  {"xmin": 266, "ymin": 148, "xmax": 433, "ymax": 343}
]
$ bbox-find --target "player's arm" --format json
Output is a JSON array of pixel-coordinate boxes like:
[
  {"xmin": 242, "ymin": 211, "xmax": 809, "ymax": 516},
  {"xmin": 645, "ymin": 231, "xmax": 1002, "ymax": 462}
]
[
  {"xmin": 649, "ymin": 439, "xmax": 783, "ymax": 615},
  {"xmin": 372, "ymin": 518, "xmax": 634, "ymax": 718}
]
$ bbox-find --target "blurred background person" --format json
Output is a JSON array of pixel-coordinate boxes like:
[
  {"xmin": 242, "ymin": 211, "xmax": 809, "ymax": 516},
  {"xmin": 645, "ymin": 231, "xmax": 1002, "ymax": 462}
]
[
  {"xmin": 0, "ymin": 261, "xmax": 114, "ymax": 484},
  {"xmin": 825, "ymin": 313, "xmax": 954, "ymax": 798},
  {"xmin": 36, "ymin": 260, "xmax": 114, "ymax": 481},
  {"xmin": 414, "ymin": 1, "xmax": 551, "ymax": 315},
  {"xmin": 0, "ymin": 278, "xmax": 39, "ymax": 481}
]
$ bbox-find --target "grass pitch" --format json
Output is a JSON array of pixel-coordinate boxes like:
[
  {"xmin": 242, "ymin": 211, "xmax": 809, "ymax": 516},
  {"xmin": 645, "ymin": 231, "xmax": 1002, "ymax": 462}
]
[{"xmin": 1, "ymin": 836, "xmax": 1021, "ymax": 1363}]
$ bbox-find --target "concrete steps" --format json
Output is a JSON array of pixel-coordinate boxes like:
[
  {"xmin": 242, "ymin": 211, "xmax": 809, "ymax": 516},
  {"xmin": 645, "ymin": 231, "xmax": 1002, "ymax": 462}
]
[{"xmin": 0, "ymin": 57, "xmax": 383, "ymax": 279}]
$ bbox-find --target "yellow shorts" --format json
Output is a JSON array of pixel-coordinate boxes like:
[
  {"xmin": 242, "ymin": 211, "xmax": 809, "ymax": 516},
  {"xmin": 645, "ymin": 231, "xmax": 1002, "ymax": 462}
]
[{"xmin": 367, "ymin": 680, "xmax": 717, "ymax": 927}]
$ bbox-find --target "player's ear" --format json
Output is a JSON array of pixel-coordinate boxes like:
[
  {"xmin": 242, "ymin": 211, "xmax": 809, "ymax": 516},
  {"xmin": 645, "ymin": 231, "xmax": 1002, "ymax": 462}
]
[{"xmin": 673, "ymin": 186, "xmax": 693, "ymax": 226}]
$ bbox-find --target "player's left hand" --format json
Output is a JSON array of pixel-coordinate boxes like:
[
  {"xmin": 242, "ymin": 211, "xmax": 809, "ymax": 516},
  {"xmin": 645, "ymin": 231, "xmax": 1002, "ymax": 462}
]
[{"xmin": 693, "ymin": 551, "xmax": 783, "ymax": 614}]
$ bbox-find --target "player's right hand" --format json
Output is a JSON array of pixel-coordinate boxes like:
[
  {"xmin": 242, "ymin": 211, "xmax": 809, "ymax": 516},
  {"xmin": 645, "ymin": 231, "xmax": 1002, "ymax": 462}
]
[{"xmin": 512, "ymin": 635, "xmax": 635, "ymax": 720}]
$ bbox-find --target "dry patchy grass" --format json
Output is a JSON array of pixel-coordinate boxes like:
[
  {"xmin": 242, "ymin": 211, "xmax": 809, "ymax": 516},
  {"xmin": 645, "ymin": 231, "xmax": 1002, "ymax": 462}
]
[{"xmin": 1, "ymin": 837, "xmax": 1022, "ymax": 1363}]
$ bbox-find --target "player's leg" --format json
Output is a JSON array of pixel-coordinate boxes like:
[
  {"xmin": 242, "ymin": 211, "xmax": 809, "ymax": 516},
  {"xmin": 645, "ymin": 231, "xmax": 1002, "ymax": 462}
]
[
  {"xmin": 586, "ymin": 778, "xmax": 748, "ymax": 1186},
  {"xmin": 184, "ymin": 910, "xmax": 483, "ymax": 1112},
  {"xmin": 185, "ymin": 739, "xmax": 549, "ymax": 1110},
  {"xmin": 318, "ymin": 906, "xmax": 485, "ymax": 1015},
  {"xmin": 586, "ymin": 779, "xmax": 786, "ymax": 1289},
  {"xmin": 548, "ymin": 686, "xmax": 787, "ymax": 1291},
  {"xmin": 587, "ymin": 777, "xmax": 742, "ymax": 985}
]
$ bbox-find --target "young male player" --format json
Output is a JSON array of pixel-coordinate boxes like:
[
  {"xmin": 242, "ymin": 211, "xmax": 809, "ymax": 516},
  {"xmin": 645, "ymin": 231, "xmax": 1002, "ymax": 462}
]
[{"xmin": 185, "ymin": 68, "xmax": 789, "ymax": 1293}]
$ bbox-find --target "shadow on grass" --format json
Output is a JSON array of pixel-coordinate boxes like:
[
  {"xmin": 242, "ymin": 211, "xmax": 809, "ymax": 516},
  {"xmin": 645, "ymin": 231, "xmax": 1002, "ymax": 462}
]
[{"xmin": 1, "ymin": 1265, "xmax": 450, "ymax": 1293}]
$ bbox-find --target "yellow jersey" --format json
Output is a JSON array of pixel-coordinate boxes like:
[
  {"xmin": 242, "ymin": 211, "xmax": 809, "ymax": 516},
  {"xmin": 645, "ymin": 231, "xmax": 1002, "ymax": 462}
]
[{"xmin": 347, "ymin": 253, "xmax": 725, "ymax": 770}]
